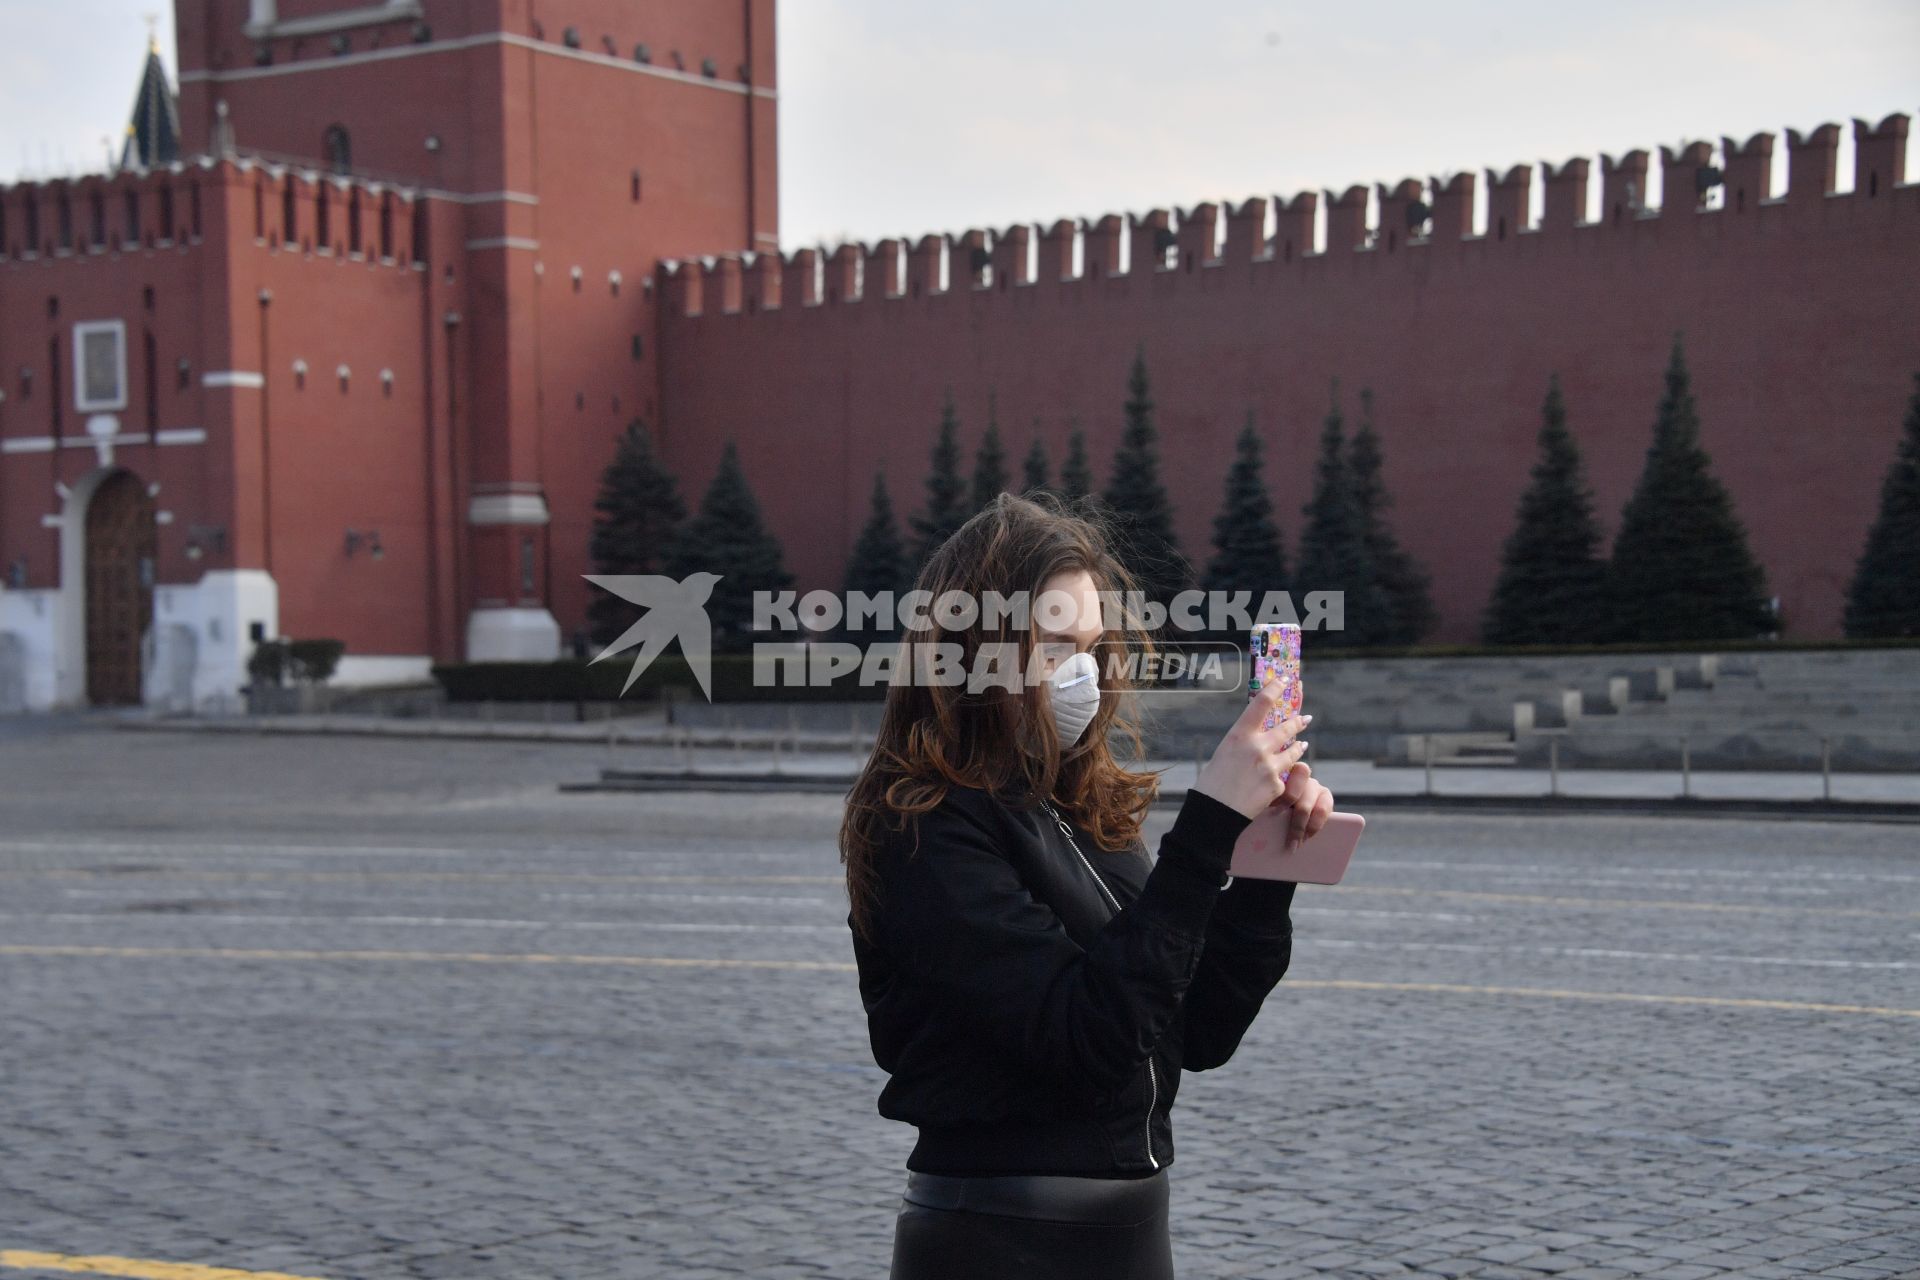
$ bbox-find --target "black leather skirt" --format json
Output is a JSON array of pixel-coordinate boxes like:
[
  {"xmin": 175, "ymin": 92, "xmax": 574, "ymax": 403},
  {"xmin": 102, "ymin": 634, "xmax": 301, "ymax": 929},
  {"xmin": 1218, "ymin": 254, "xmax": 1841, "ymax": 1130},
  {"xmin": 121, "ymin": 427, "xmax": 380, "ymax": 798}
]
[{"xmin": 889, "ymin": 1168, "xmax": 1175, "ymax": 1279}]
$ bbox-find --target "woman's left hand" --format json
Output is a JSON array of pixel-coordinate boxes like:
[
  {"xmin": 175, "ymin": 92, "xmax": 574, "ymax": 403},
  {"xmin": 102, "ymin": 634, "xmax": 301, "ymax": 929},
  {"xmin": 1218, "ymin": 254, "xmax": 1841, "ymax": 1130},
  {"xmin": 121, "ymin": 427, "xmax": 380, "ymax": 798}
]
[{"xmin": 1274, "ymin": 760, "xmax": 1334, "ymax": 851}]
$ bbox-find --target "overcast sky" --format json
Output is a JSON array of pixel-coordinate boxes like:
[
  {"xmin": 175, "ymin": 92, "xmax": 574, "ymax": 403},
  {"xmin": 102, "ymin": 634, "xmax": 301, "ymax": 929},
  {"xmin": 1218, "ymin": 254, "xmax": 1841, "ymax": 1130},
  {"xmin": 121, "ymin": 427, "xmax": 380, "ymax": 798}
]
[{"xmin": 3, "ymin": 0, "xmax": 1914, "ymax": 247}]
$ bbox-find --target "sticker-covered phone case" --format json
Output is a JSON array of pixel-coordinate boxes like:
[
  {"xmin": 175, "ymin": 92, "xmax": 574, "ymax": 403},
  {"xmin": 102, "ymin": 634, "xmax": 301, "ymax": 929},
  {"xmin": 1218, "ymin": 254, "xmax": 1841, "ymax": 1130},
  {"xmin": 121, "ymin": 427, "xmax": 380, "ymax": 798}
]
[{"xmin": 1250, "ymin": 623, "xmax": 1303, "ymax": 745}]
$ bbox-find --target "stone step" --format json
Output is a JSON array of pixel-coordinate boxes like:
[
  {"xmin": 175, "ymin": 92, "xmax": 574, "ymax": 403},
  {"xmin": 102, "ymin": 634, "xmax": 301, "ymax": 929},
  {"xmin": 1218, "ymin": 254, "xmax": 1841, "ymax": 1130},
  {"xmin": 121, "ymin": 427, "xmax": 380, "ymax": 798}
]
[{"xmin": 1384, "ymin": 730, "xmax": 1518, "ymax": 766}]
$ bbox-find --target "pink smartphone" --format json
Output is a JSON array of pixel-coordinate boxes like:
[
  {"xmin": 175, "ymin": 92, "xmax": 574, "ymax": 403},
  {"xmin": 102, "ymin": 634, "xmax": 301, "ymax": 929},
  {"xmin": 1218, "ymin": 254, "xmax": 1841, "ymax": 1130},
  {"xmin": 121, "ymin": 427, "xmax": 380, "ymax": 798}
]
[
  {"xmin": 1230, "ymin": 809, "xmax": 1366, "ymax": 884},
  {"xmin": 1235, "ymin": 621, "xmax": 1363, "ymax": 884}
]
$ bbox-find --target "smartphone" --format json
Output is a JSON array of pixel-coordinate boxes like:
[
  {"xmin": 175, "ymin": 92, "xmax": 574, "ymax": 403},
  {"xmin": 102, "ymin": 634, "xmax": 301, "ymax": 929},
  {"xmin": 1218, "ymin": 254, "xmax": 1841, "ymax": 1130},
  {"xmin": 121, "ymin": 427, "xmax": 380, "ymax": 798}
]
[
  {"xmin": 1249, "ymin": 623, "xmax": 1302, "ymax": 731},
  {"xmin": 1230, "ymin": 809, "xmax": 1365, "ymax": 884},
  {"xmin": 1236, "ymin": 621, "xmax": 1364, "ymax": 883}
]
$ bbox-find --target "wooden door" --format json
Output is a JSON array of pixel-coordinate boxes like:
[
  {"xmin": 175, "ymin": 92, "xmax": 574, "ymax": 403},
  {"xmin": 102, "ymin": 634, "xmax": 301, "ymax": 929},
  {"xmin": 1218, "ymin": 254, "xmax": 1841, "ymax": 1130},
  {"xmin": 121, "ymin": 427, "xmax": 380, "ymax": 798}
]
[{"xmin": 85, "ymin": 469, "xmax": 156, "ymax": 706}]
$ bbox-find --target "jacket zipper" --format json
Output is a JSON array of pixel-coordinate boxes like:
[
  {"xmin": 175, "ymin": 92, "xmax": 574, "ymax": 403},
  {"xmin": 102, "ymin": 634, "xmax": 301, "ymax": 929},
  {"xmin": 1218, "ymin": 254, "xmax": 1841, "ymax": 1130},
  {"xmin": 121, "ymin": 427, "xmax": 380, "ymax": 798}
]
[{"xmin": 1041, "ymin": 799, "xmax": 1159, "ymax": 1171}]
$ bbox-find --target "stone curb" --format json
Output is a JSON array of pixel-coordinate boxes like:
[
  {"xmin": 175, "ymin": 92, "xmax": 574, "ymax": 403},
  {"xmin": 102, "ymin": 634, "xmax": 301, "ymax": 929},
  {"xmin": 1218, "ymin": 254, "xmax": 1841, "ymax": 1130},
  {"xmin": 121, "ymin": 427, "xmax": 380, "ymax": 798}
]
[{"xmin": 560, "ymin": 771, "xmax": 1920, "ymax": 823}]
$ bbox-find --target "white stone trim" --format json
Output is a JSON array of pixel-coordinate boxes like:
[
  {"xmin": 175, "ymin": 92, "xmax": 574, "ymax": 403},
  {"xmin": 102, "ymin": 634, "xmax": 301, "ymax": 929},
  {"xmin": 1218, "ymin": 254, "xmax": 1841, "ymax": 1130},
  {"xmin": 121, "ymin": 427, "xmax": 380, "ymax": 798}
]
[
  {"xmin": 451, "ymin": 191, "xmax": 540, "ymax": 206},
  {"xmin": 156, "ymin": 428, "xmax": 208, "ymax": 446},
  {"xmin": 1, "ymin": 437, "xmax": 57, "ymax": 454},
  {"xmin": 465, "ymin": 237, "xmax": 540, "ymax": 251},
  {"xmin": 331, "ymin": 653, "xmax": 436, "ymax": 688},
  {"xmin": 203, "ymin": 371, "xmax": 266, "ymax": 389},
  {"xmin": 179, "ymin": 29, "xmax": 778, "ymax": 101},
  {"xmin": 466, "ymin": 606, "xmax": 561, "ymax": 661},
  {"xmin": 149, "ymin": 570, "xmax": 281, "ymax": 713},
  {"xmin": 468, "ymin": 493, "xmax": 551, "ymax": 526},
  {"xmin": 0, "ymin": 588, "xmax": 59, "ymax": 713},
  {"xmin": 245, "ymin": 0, "xmax": 420, "ymax": 39},
  {"xmin": 59, "ymin": 432, "xmax": 150, "ymax": 448}
]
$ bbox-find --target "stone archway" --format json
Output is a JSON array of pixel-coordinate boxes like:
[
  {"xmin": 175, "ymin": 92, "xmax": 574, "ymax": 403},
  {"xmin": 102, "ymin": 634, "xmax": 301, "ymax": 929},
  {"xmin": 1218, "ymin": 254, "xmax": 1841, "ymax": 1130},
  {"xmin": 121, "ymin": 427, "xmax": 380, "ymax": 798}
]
[{"xmin": 83, "ymin": 469, "xmax": 157, "ymax": 705}]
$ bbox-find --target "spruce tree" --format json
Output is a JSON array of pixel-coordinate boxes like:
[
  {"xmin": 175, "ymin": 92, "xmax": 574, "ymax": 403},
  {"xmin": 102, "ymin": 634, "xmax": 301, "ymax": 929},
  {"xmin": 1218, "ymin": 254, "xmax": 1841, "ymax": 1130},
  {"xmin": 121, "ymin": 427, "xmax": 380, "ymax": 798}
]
[
  {"xmin": 1101, "ymin": 349, "xmax": 1193, "ymax": 611},
  {"xmin": 587, "ymin": 419, "xmax": 686, "ymax": 649},
  {"xmin": 1198, "ymin": 416, "xmax": 1290, "ymax": 640},
  {"xmin": 1843, "ymin": 373, "xmax": 1920, "ymax": 638},
  {"xmin": 1482, "ymin": 374, "xmax": 1609, "ymax": 645},
  {"xmin": 970, "ymin": 392, "xmax": 1009, "ymax": 512},
  {"xmin": 1203, "ymin": 411, "xmax": 1288, "ymax": 635},
  {"xmin": 1295, "ymin": 379, "xmax": 1388, "ymax": 645},
  {"xmin": 1603, "ymin": 335, "xmax": 1773, "ymax": 642},
  {"xmin": 666, "ymin": 441, "xmax": 795, "ymax": 652},
  {"xmin": 844, "ymin": 469, "xmax": 910, "ymax": 640},
  {"xmin": 1058, "ymin": 424, "xmax": 1094, "ymax": 501},
  {"xmin": 911, "ymin": 389, "xmax": 970, "ymax": 565},
  {"xmin": 1351, "ymin": 388, "xmax": 1436, "ymax": 645},
  {"xmin": 1022, "ymin": 427, "xmax": 1051, "ymax": 495}
]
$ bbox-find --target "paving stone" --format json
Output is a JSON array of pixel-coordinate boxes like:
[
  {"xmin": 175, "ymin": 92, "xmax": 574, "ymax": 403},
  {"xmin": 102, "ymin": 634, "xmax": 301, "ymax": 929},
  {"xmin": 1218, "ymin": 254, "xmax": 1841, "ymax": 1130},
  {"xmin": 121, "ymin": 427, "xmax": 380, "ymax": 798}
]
[{"xmin": 2, "ymin": 726, "xmax": 1916, "ymax": 1279}]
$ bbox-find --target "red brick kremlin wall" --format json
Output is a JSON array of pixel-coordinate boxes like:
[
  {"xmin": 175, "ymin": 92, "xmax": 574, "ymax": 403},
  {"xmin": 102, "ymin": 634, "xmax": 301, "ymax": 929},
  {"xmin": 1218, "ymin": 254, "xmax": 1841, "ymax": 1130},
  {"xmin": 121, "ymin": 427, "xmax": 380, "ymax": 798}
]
[{"xmin": 656, "ymin": 115, "xmax": 1916, "ymax": 643}]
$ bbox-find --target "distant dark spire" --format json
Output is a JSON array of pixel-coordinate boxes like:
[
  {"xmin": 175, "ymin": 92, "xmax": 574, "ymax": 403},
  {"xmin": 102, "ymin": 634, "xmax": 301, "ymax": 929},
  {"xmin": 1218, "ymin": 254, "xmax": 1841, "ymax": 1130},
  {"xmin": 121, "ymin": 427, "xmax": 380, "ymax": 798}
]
[{"xmin": 118, "ymin": 35, "xmax": 181, "ymax": 172}]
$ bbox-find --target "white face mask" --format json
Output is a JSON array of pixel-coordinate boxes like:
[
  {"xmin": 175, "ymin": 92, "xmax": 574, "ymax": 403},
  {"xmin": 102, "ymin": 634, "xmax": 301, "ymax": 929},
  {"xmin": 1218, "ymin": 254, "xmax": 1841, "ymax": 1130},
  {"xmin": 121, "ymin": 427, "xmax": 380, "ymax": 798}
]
[{"xmin": 1046, "ymin": 649, "xmax": 1101, "ymax": 747}]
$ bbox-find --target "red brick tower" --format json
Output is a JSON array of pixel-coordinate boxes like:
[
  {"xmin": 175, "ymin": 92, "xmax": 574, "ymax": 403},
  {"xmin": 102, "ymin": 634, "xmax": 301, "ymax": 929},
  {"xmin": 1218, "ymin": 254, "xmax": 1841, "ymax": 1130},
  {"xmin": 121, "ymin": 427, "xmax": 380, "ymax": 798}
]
[{"xmin": 173, "ymin": 0, "xmax": 777, "ymax": 658}]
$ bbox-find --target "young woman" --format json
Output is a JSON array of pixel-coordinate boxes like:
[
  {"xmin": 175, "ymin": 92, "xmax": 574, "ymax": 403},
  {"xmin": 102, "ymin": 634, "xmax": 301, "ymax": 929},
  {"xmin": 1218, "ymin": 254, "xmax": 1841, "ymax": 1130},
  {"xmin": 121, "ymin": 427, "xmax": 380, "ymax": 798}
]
[{"xmin": 842, "ymin": 491, "xmax": 1332, "ymax": 1279}]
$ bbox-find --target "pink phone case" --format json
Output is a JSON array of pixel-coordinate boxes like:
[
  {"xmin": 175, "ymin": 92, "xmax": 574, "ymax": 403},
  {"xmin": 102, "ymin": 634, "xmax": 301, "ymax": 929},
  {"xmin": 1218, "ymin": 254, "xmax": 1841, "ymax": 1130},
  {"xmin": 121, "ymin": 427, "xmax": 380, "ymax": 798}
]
[{"xmin": 1230, "ymin": 809, "xmax": 1366, "ymax": 885}]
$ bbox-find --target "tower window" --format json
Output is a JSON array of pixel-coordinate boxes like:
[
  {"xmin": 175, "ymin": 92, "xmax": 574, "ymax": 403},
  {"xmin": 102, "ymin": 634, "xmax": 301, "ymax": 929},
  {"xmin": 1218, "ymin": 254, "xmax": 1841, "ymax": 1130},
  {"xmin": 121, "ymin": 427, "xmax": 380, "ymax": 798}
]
[
  {"xmin": 323, "ymin": 124, "xmax": 351, "ymax": 175},
  {"xmin": 56, "ymin": 190, "xmax": 72, "ymax": 250},
  {"xmin": 348, "ymin": 187, "xmax": 362, "ymax": 254},
  {"xmin": 379, "ymin": 191, "xmax": 394, "ymax": 259},
  {"xmin": 631, "ymin": 170, "xmax": 642, "ymax": 203},
  {"xmin": 159, "ymin": 186, "xmax": 175, "ymax": 239},
  {"xmin": 282, "ymin": 179, "xmax": 297, "ymax": 242},
  {"xmin": 90, "ymin": 191, "xmax": 106, "ymax": 247},
  {"xmin": 125, "ymin": 190, "xmax": 141, "ymax": 243},
  {"xmin": 74, "ymin": 320, "xmax": 128, "ymax": 412},
  {"xmin": 316, "ymin": 185, "xmax": 331, "ymax": 248}
]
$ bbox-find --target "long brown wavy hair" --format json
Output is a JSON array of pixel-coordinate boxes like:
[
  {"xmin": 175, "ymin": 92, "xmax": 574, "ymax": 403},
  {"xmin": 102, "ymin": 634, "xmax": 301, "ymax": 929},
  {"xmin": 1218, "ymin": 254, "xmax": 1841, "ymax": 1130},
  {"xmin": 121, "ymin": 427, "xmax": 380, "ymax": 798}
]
[{"xmin": 840, "ymin": 490, "xmax": 1162, "ymax": 947}]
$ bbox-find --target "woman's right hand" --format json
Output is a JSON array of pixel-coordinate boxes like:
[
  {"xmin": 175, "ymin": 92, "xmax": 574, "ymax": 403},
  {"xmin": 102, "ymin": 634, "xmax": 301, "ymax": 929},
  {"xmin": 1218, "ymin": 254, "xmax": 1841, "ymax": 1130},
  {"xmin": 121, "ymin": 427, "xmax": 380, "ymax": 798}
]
[{"xmin": 1192, "ymin": 675, "xmax": 1311, "ymax": 821}]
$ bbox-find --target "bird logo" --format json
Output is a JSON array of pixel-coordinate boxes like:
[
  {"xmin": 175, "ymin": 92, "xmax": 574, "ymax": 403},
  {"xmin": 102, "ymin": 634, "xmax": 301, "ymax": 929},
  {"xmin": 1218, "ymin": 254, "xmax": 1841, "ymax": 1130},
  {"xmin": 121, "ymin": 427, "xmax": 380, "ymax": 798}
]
[{"xmin": 583, "ymin": 572, "xmax": 723, "ymax": 699}]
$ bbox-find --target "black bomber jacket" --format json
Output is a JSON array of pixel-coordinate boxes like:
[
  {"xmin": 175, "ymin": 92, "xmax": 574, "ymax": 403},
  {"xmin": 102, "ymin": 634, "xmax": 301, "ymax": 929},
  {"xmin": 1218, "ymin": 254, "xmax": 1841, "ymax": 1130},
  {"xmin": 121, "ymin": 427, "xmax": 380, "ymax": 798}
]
[{"xmin": 849, "ymin": 782, "xmax": 1297, "ymax": 1178}]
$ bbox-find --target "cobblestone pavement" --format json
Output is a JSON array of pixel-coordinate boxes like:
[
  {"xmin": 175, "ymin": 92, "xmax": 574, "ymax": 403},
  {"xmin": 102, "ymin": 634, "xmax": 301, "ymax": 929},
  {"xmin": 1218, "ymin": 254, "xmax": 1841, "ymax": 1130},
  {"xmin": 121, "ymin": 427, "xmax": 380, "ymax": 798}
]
[{"xmin": 1, "ymin": 718, "xmax": 1916, "ymax": 1279}]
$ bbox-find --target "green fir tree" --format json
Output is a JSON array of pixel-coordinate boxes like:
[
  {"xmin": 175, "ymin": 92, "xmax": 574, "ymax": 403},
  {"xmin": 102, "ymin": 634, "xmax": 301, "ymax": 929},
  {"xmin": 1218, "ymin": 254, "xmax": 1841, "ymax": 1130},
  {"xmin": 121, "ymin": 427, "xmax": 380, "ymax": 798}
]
[
  {"xmin": 1482, "ymin": 374, "xmax": 1610, "ymax": 645},
  {"xmin": 1295, "ymin": 379, "xmax": 1389, "ymax": 645},
  {"xmin": 911, "ymin": 390, "xmax": 970, "ymax": 565},
  {"xmin": 1021, "ymin": 427, "xmax": 1051, "ymax": 495},
  {"xmin": 1203, "ymin": 411, "xmax": 1288, "ymax": 634},
  {"xmin": 970, "ymin": 393, "xmax": 1009, "ymax": 512},
  {"xmin": 666, "ymin": 441, "xmax": 795, "ymax": 652},
  {"xmin": 1350, "ymin": 388, "xmax": 1436, "ymax": 645},
  {"xmin": 1843, "ymin": 372, "xmax": 1920, "ymax": 638},
  {"xmin": 1603, "ymin": 335, "xmax": 1773, "ymax": 642},
  {"xmin": 1101, "ymin": 349, "xmax": 1193, "ymax": 611},
  {"xmin": 1058, "ymin": 424, "xmax": 1094, "ymax": 501},
  {"xmin": 587, "ymin": 419, "xmax": 686, "ymax": 648},
  {"xmin": 844, "ymin": 469, "xmax": 910, "ymax": 640}
]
